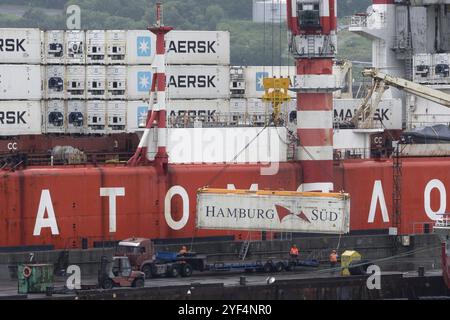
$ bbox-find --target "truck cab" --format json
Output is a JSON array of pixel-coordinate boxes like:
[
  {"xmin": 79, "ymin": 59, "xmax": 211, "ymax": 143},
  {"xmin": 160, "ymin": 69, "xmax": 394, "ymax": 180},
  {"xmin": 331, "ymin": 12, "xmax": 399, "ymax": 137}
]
[{"xmin": 116, "ymin": 238, "xmax": 206, "ymax": 279}]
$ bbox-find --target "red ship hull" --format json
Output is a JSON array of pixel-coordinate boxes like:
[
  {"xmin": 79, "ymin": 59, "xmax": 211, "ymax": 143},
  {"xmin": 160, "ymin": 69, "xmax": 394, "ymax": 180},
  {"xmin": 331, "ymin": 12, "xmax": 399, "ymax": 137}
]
[{"xmin": 0, "ymin": 158, "xmax": 449, "ymax": 249}]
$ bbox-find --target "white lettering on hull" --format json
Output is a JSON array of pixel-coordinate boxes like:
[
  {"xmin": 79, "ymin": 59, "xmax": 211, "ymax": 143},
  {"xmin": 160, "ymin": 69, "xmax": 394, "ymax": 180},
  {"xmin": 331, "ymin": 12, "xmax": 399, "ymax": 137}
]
[
  {"xmin": 368, "ymin": 181, "xmax": 390, "ymax": 224},
  {"xmin": 164, "ymin": 186, "xmax": 190, "ymax": 231},
  {"xmin": 33, "ymin": 190, "xmax": 60, "ymax": 236},
  {"xmin": 100, "ymin": 188, "xmax": 125, "ymax": 233},
  {"xmin": 424, "ymin": 179, "xmax": 447, "ymax": 221}
]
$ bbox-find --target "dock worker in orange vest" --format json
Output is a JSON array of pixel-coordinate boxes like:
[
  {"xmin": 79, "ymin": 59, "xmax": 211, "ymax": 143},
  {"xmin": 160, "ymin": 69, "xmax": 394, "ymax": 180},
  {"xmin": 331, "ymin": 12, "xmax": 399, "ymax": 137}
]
[{"xmin": 290, "ymin": 244, "xmax": 299, "ymax": 259}]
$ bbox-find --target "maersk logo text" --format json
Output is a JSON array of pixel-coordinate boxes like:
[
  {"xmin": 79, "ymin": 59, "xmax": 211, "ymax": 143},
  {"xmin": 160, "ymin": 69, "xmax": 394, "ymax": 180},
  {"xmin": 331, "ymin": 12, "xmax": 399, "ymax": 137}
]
[
  {"xmin": 0, "ymin": 111, "xmax": 27, "ymax": 124},
  {"xmin": 137, "ymin": 37, "xmax": 151, "ymax": 57},
  {"xmin": 168, "ymin": 41, "xmax": 216, "ymax": 54},
  {"xmin": 0, "ymin": 39, "xmax": 26, "ymax": 52},
  {"xmin": 168, "ymin": 75, "xmax": 216, "ymax": 88}
]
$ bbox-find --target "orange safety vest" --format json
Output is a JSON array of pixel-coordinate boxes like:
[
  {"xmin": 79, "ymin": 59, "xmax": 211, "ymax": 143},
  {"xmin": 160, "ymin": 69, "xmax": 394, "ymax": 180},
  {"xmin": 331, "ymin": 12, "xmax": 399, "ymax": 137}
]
[
  {"xmin": 330, "ymin": 253, "xmax": 338, "ymax": 263},
  {"xmin": 290, "ymin": 247, "xmax": 299, "ymax": 255}
]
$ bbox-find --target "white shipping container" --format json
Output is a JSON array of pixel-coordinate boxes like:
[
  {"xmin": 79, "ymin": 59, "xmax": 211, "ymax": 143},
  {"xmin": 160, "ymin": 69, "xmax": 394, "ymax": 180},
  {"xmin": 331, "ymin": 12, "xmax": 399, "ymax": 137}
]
[
  {"xmin": 167, "ymin": 99, "xmax": 229, "ymax": 123},
  {"xmin": 87, "ymin": 100, "xmax": 106, "ymax": 133},
  {"xmin": 45, "ymin": 100, "xmax": 66, "ymax": 133},
  {"xmin": 166, "ymin": 31, "xmax": 230, "ymax": 65},
  {"xmin": 334, "ymin": 98, "xmax": 403, "ymax": 130},
  {"xmin": 86, "ymin": 30, "xmax": 106, "ymax": 64},
  {"xmin": 0, "ymin": 65, "xmax": 42, "ymax": 100},
  {"xmin": 0, "ymin": 28, "xmax": 43, "ymax": 64},
  {"xmin": 127, "ymin": 65, "xmax": 154, "ymax": 100},
  {"xmin": 126, "ymin": 30, "xmax": 156, "ymax": 65},
  {"xmin": 107, "ymin": 101, "xmax": 126, "ymax": 132},
  {"xmin": 127, "ymin": 100, "xmax": 151, "ymax": 132},
  {"xmin": 46, "ymin": 65, "xmax": 65, "ymax": 99},
  {"xmin": 66, "ymin": 30, "xmax": 85, "ymax": 64},
  {"xmin": 67, "ymin": 100, "xmax": 86, "ymax": 134},
  {"xmin": 87, "ymin": 66, "xmax": 106, "ymax": 99},
  {"xmin": 244, "ymin": 66, "xmax": 296, "ymax": 99},
  {"xmin": 107, "ymin": 66, "xmax": 127, "ymax": 99},
  {"xmin": 106, "ymin": 30, "xmax": 127, "ymax": 65},
  {"xmin": 196, "ymin": 190, "xmax": 351, "ymax": 234},
  {"xmin": 0, "ymin": 101, "xmax": 42, "ymax": 136},
  {"xmin": 66, "ymin": 66, "xmax": 86, "ymax": 99},
  {"xmin": 166, "ymin": 65, "xmax": 230, "ymax": 99}
]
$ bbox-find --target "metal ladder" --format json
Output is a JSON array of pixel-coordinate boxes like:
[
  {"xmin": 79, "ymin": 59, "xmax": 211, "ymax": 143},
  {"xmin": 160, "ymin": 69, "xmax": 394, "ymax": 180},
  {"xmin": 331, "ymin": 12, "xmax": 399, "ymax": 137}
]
[
  {"xmin": 239, "ymin": 240, "xmax": 251, "ymax": 261},
  {"xmin": 307, "ymin": 36, "xmax": 315, "ymax": 57}
]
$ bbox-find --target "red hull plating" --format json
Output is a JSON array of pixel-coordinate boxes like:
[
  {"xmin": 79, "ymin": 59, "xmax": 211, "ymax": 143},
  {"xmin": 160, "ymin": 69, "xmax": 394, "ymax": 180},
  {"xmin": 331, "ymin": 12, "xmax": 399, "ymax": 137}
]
[{"xmin": 1, "ymin": 158, "xmax": 450, "ymax": 249}]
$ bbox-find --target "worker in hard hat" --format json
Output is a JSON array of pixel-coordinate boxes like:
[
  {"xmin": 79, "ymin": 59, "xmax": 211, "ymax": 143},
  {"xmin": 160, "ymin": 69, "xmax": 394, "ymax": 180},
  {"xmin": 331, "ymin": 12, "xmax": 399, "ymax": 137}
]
[
  {"xmin": 330, "ymin": 250, "xmax": 338, "ymax": 274},
  {"xmin": 290, "ymin": 244, "xmax": 299, "ymax": 259},
  {"xmin": 179, "ymin": 246, "xmax": 188, "ymax": 256}
]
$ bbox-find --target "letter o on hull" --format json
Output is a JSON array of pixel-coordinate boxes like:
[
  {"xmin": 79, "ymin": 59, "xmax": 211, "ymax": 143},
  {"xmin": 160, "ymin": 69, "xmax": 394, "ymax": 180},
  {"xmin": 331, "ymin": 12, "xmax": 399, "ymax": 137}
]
[
  {"xmin": 165, "ymin": 186, "xmax": 189, "ymax": 230},
  {"xmin": 424, "ymin": 179, "xmax": 447, "ymax": 221}
]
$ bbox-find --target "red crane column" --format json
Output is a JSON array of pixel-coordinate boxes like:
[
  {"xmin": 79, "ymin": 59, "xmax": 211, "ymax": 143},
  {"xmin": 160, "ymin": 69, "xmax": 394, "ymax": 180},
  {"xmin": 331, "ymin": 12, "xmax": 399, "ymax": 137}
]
[{"xmin": 287, "ymin": 0, "xmax": 338, "ymax": 192}]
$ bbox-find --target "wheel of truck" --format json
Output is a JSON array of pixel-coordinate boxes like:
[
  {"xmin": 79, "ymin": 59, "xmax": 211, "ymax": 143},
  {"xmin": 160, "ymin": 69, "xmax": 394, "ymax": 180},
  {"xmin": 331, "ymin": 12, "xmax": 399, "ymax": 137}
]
[
  {"xmin": 142, "ymin": 265, "xmax": 152, "ymax": 279},
  {"xmin": 101, "ymin": 278, "xmax": 113, "ymax": 290},
  {"xmin": 169, "ymin": 265, "xmax": 180, "ymax": 278},
  {"xmin": 181, "ymin": 264, "xmax": 193, "ymax": 277},
  {"xmin": 263, "ymin": 262, "xmax": 273, "ymax": 273},
  {"xmin": 275, "ymin": 262, "xmax": 285, "ymax": 273},
  {"xmin": 133, "ymin": 278, "xmax": 145, "ymax": 288}
]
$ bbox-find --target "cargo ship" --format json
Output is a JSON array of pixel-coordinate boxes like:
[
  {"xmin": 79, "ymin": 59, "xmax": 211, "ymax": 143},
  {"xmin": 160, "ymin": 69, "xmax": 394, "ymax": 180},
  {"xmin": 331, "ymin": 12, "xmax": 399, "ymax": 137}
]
[{"xmin": 0, "ymin": 0, "xmax": 449, "ymax": 258}]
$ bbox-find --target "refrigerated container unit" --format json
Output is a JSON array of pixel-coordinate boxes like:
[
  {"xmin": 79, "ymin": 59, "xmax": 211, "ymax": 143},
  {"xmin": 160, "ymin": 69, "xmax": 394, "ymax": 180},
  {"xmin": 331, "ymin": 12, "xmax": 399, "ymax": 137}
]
[
  {"xmin": 86, "ymin": 30, "xmax": 106, "ymax": 65},
  {"xmin": 87, "ymin": 100, "xmax": 106, "ymax": 134},
  {"xmin": 106, "ymin": 30, "xmax": 127, "ymax": 65},
  {"xmin": 432, "ymin": 53, "xmax": 450, "ymax": 84},
  {"xmin": 86, "ymin": 66, "xmax": 106, "ymax": 100},
  {"xmin": 66, "ymin": 30, "xmax": 85, "ymax": 65},
  {"xmin": 0, "ymin": 101, "xmax": 43, "ymax": 136},
  {"xmin": 46, "ymin": 65, "xmax": 65, "ymax": 99},
  {"xmin": 0, "ymin": 65, "xmax": 43, "ymax": 100},
  {"xmin": 0, "ymin": 28, "xmax": 43, "ymax": 64},
  {"xmin": 45, "ymin": 30, "xmax": 65, "ymax": 64},
  {"xmin": 67, "ymin": 100, "xmax": 86, "ymax": 134},
  {"xmin": 107, "ymin": 66, "xmax": 127, "ymax": 99},
  {"xmin": 413, "ymin": 54, "xmax": 432, "ymax": 84},
  {"xmin": 66, "ymin": 66, "xmax": 86, "ymax": 99},
  {"xmin": 107, "ymin": 101, "xmax": 127, "ymax": 133},
  {"xmin": 45, "ymin": 100, "xmax": 66, "ymax": 134}
]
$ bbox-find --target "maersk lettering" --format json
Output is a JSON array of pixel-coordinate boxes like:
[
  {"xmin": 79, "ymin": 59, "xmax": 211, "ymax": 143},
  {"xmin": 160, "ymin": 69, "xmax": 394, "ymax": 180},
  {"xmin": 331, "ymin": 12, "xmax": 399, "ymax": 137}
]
[
  {"xmin": 311, "ymin": 209, "xmax": 339, "ymax": 222},
  {"xmin": 0, "ymin": 38, "xmax": 26, "ymax": 52},
  {"xmin": 168, "ymin": 40, "xmax": 216, "ymax": 54},
  {"xmin": 206, "ymin": 206, "xmax": 275, "ymax": 220},
  {"xmin": 0, "ymin": 111, "xmax": 26, "ymax": 125},
  {"xmin": 334, "ymin": 108, "xmax": 390, "ymax": 122},
  {"xmin": 169, "ymin": 110, "xmax": 216, "ymax": 118},
  {"xmin": 168, "ymin": 75, "xmax": 216, "ymax": 88}
]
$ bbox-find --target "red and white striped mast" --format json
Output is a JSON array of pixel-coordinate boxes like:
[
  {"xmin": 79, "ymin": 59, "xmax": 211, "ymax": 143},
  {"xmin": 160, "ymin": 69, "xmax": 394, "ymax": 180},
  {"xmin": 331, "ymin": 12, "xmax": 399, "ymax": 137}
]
[
  {"xmin": 128, "ymin": 2, "xmax": 173, "ymax": 169},
  {"xmin": 286, "ymin": 0, "xmax": 338, "ymax": 192}
]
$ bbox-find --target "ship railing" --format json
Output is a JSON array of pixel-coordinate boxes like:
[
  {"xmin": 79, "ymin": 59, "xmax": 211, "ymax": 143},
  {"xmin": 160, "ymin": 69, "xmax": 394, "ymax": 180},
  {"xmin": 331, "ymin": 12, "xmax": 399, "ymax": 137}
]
[
  {"xmin": 435, "ymin": 214, "xmax": 450, "ymax": 229},
  {"xmin": 350, "ymin": 14, "xmax": 368, "ymax": 28},
  {"xmin": 167, "ymin": 113, "xmax": 294, "ymax": 129},
  {"xmin": 333, "ymin": 148, "xmax": 393, "ymax": 160},
  {"xmin": 19, "ymin": 152, "xmax": 134, "ymax": 167},
  {"xmin": 408, "ymin": 116, "xmax": 450, "ymax": 129}
]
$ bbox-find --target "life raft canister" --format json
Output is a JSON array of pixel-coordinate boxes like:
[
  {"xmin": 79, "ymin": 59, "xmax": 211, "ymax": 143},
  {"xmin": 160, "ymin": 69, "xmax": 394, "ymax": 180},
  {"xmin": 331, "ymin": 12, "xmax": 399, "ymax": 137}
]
[{"xmin": 23, "ymin": 266, "xmax": 32, "ymax": 278}]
